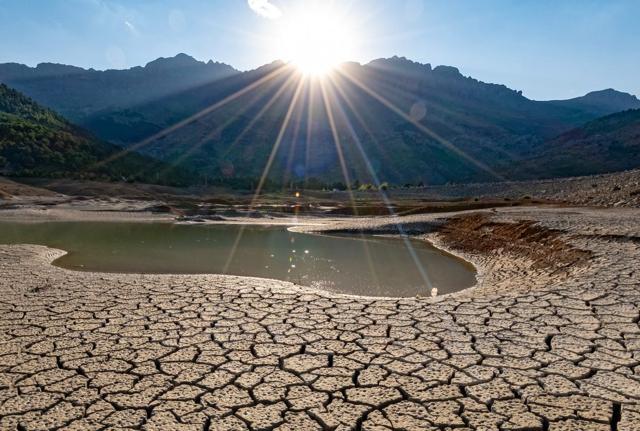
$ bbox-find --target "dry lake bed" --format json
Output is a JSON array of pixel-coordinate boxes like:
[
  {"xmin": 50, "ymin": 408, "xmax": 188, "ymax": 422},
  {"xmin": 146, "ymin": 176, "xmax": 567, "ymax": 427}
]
[{"xmin": 0, "ymin": 205, "xmax": 639, "ymax": 430}]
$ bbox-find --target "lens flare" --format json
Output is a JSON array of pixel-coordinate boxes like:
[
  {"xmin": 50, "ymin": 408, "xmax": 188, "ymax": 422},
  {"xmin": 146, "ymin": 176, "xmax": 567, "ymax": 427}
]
[{"xmin": 276, "ymin": 3, "xmax": 358, "ymax": 76}]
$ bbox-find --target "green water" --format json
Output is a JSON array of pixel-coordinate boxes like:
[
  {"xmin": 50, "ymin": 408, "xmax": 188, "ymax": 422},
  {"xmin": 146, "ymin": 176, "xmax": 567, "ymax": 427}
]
[{"xmin": 0, "ymin": 222, "xmax": 475, "ymax": 297}]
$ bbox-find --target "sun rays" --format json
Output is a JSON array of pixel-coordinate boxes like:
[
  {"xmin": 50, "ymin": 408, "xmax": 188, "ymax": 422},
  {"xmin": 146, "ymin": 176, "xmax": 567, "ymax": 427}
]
[
  {"xmin": 88, "ymin": 46, "xmax": 521, "ymax": 295},
  {"xmin": 275, "ymin": 2, "xmax": 359, "ymax": 76}
]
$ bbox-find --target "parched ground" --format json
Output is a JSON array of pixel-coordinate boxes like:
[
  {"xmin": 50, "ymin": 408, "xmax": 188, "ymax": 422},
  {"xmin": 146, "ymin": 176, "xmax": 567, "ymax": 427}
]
[
  {"xmin": 1, "ymin": 207, "xmax": 640, "ymax": 430},
  {"xmin": 401, "ymin": 168, "xmax": 640, "ymax": 208}
]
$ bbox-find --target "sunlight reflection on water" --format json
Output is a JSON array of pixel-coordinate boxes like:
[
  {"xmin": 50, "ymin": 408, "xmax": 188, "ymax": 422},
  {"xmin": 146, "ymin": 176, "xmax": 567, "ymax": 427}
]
[{"xmin": 0, "ymin": 222, "xmax": 476, "ymax": 298}]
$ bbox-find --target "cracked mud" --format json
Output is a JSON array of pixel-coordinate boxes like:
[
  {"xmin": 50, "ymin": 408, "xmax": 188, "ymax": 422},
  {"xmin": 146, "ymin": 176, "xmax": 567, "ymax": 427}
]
[{"xmin": 0, "ymin": 207, "xmax": 639, "ymax": 430}]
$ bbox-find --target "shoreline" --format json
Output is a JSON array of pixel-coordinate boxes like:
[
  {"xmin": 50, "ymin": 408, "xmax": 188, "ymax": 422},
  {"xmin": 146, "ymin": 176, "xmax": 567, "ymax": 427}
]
[
  {"xmin": 0, "ymin": 207, "xmax": 479, "ymax": 302},
  {"xmin": 2, "ymin": 204, "xmax": 640, "ymax": 428},
  {"xmin": 0, "ymin": 204, "xmax": 603, "ymax": 301}
]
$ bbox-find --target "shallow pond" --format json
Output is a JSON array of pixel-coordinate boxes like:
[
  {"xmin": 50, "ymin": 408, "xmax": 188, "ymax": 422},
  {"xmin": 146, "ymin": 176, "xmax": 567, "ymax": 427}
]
[{"xmin": 0, "ymin": 222, "xmax": 476, "ymax": 297}]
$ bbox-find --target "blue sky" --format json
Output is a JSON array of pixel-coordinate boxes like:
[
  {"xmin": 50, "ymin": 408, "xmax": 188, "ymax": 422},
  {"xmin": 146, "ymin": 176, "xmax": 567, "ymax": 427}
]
[{"xmin": 0, "ymin": 0, "xmax": 638, "ymax": 100}]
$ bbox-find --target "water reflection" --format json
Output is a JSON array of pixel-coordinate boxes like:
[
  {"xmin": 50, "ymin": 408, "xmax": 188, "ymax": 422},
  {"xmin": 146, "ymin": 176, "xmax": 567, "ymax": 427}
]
[{"xmin": 0, "ymin": 222, "xmax": 476, "ymax": 297}]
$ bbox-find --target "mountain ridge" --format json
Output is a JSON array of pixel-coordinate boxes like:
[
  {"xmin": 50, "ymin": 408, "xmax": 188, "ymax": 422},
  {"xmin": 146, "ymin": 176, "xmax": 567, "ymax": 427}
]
[
  {"xmin": 0, "ymin": 54, "xmax": 239, "ymax": 120},
  {"xmin": 546, "ymin": 88, "xmax": 640, "ymax": 118},
  {"xmin": 2, "ymin": 54, "xmax": 640, "ymax": 185},
  {"xmin": 0, "ymin": 53, "xmax": 237, "ymax": 76},
  {"xmin": 2, "ymin": 54, "xmax": 637, "ymax": 102}
]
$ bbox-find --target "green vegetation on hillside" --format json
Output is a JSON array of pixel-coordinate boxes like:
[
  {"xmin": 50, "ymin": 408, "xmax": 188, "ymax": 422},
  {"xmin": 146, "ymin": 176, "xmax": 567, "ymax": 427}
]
[{"xmin": 0, "ymin": 84, "xmax": 189, "ymax": 184}]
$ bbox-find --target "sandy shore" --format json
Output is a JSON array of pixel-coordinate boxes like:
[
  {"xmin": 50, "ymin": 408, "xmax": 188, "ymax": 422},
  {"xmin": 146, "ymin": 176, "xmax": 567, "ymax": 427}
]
[{"xmin": 1, "ymin": 205, "xmax": 639, "ymax": 430}]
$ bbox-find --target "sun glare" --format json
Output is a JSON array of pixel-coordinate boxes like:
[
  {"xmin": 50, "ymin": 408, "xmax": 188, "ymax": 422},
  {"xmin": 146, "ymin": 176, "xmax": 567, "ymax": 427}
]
[{"xmin": 277, "ymin": 4, "xmax": 357, "ymax": 76}]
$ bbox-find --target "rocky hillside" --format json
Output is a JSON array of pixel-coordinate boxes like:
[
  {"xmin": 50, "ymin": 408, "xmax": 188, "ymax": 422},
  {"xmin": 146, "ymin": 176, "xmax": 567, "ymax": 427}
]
[
  {"xmin": 512, "ymin": 109, "xmax": 640, "ymax": 179},
  {"xmin": 408, "ymin": 168, "xmax": 640, "ymax": 208},
  {"xmin": 546, "ymin": 89, "xmax": 640, "ymax": 118},
  {"xmin": 70, "ymin": 59, "xmax": 640, "ymax": 185},
  {"xmin": 0, "ymin": 54, "xmax": 238, "ymax": 120}
]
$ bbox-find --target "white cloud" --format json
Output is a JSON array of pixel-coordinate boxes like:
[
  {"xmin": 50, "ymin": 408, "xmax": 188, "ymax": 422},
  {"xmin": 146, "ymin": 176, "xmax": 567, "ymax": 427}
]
[
  {"xmin": 248, "ymin": 0, "xmax": 282, "ymax": 19},
  {"xmin": 123, "ymin": 20, "xmax": 139, "ymax": 36}
]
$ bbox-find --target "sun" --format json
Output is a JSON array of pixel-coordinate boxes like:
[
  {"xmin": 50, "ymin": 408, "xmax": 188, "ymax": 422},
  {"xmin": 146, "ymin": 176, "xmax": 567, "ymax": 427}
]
[{"xmin": 276, "ymin": 4, "xmax": 358, "ymax": 76}]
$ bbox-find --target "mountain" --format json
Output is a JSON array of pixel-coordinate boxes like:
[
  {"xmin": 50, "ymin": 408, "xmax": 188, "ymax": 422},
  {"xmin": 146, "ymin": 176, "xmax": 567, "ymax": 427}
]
[
  {"xmin": 510, "ymin": 109, "xmax": 640, "ymax": 179},
  {"xmin": 546, "ymin": 89, "xmax": 640, "ymax": 118},
  {"xmin": 0, "ymin": 54, "xmax": 238, "ymax": 120},
  {"xmin": 78, "ymin": 56, "xmax": 640, "ymax": 185},
  {"xmin": 1, "ymin": 54, "xmax": 639, "ymax": 186},
  {"xmin": 0, "ymin": 84, "xmax": 188, "ymax": 184}
]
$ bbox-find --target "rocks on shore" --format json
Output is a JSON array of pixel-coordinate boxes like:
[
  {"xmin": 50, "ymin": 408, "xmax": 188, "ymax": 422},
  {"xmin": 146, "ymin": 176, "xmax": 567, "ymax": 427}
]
[{"xmin": 412, "ymin": 168, "xmax": 640, "ymax": 208}]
